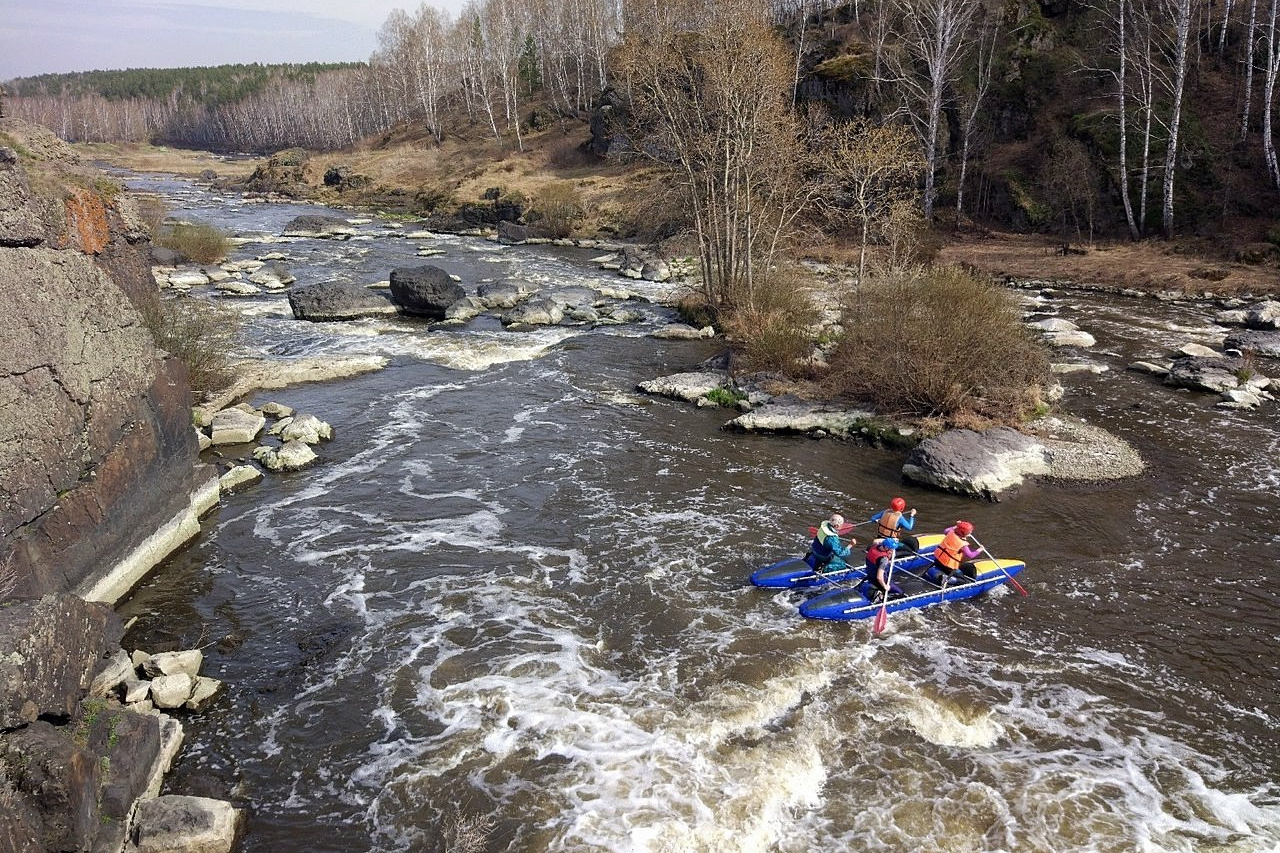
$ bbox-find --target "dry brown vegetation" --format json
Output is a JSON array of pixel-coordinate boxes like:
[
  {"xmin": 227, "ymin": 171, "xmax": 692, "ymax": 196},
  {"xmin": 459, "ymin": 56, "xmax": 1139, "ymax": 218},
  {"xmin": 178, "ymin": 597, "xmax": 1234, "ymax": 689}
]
[
  {"xmin": 74, "ymin": 127, "xmax": 1280, "ymax": 301},
  {"xmin": 937, "ymin": 231, "xmax": 1280, "ymax": 297}
]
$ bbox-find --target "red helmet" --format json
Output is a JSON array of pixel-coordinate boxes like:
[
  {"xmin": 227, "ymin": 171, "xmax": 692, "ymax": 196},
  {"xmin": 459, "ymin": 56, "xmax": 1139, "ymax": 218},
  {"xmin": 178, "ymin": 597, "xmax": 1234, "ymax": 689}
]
[
  {"xmin": 890, "ymin": 497, "xmax": 906, "ymax": 512},
  {"xmin": 955, "ymin": 521, "xmax": 973, "ymax": 537}
]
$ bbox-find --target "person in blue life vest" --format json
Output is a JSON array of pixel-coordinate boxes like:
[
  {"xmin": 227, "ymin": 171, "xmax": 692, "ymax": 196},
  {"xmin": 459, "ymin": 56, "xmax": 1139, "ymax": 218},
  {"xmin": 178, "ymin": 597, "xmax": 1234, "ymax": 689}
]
[
  {"xmin": 870, "ymin": 497, "xmax": 920, "ymax": 553},
  {"xmin": 806, "ymin": 513, "xmax": 854, "ymax": 573},
  {"xmin": 925, "ymin": 520, "xmax": 982, "ymax": 585},
  {"xmin": 862, "ymin": 536, "xmax": 905, "ymax": 602}
]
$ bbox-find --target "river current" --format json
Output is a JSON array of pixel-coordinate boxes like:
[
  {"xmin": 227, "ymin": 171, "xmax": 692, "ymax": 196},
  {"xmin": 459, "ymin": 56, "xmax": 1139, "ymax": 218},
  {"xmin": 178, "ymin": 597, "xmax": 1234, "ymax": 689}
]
[{"xmin": 116, "ymin": 173, "xmax": 1280, "ymax": 853}]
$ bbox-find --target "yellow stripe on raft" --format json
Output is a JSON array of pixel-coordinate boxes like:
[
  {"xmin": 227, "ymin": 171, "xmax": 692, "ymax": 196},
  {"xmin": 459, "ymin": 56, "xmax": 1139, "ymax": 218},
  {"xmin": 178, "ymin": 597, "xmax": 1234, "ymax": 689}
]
[{"xmin": 972, "ymin": 558, "xmax": 1025, "ymax": 573}]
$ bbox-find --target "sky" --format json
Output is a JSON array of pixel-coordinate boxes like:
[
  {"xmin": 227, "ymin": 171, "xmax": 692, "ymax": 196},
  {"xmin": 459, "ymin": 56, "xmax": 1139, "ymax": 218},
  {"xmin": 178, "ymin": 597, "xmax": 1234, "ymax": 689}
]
[{"xmin": 0, "ymin": 0, "xmax": 467, "ymax": 81}]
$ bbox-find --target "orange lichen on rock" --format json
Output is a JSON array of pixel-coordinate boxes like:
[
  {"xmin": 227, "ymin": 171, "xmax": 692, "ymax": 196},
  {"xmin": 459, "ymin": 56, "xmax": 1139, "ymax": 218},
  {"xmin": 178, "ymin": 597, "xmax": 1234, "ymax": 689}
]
[{"xmin": 63, "ymin": 187, "xmax": 111, "ymax": 254}]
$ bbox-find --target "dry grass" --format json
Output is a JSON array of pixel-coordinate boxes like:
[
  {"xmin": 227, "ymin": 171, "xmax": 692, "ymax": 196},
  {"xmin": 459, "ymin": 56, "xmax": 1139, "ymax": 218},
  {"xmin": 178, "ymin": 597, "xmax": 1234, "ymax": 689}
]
[
  {"xmin": 72, "ymin": 125, "xmax": 1280, "ymax": 297},
  {"xmin": 73, "ymin": 142, "xmax": 262, "ymax": 178},
  {"xmin": 938, "ymin": 231, "xmax": 1280, "ymax": 297}
]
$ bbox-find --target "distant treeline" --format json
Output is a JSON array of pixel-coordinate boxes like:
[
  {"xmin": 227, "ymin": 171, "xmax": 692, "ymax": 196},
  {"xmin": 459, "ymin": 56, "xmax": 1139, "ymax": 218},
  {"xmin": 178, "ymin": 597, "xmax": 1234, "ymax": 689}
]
[
  {"xmin": 9, "ymin": 63, "xmax": 361, "ymax": 106},
  {"xmin": 1, "ymin": 0, "xmax": 641, "ymax": 153}
]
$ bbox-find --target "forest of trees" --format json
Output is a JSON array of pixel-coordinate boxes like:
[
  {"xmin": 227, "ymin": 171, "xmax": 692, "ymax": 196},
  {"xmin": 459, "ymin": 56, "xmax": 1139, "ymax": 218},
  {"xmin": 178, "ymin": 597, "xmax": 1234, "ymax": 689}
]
[{"xmin": 4, "ymin": 0, "xmax": 1280, "ymax": 241}]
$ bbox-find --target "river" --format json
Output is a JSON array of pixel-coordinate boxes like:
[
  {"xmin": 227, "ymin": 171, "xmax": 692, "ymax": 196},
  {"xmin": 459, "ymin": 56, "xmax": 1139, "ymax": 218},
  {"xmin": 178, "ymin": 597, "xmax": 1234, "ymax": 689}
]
[{"xmin": 115, "ymin": 173, "xmax": 1280, "ymax": 853}]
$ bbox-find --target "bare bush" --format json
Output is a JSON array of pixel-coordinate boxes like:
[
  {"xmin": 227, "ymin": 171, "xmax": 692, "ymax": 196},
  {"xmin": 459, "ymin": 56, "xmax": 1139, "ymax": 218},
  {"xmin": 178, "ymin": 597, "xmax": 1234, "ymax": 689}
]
[
  {"xmin": 138, "ymin": 294, "xmax": 241, "ymax": 397},
  {"xmin": 153, "ymin": 221, "xmax": 230, "ymax": 264},
  {"xmin": 722, "ymin": 269, "xmax": 821, "ymax": 373},
  {"xmin": 527, "ymin": 182, "xmax": 584, "ymax": 237},
  {"xmin": 829, "ymin": 266, "xmax": 1049, "ymax": 423}
]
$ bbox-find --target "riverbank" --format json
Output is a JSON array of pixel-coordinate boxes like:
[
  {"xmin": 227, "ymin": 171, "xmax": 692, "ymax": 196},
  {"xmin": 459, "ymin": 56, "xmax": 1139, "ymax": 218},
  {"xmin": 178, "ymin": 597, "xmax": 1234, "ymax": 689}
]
[{"xmin": 76, "ymin": 138, "xmax": 1280, "ymax": 301}]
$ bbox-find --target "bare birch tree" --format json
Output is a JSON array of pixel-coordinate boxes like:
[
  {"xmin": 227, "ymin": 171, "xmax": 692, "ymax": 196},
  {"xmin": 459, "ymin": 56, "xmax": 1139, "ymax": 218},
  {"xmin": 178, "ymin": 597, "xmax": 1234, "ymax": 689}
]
[
  {"xmin": 881, "ymin": 0, "xmax": 981, "ymax": 221},
  {"xmin": 818, "ymin": 119, "xmax": 924, "ymax": 282}
]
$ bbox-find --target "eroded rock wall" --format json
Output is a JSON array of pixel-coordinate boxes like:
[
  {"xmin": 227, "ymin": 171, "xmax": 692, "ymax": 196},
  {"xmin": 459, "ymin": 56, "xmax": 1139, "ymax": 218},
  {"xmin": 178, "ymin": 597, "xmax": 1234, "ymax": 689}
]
[{"xmin": 0, "ymin": 117, "xmax": 209, "ymax": 600}]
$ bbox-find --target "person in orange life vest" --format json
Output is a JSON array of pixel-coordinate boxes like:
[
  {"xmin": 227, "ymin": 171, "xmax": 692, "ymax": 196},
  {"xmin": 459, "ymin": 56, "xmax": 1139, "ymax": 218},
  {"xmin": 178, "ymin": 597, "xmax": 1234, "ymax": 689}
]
[
  {"xmin": 870, "ymin": 497, "xmax": 920, "ymax": 553},
  {"xmin": 862, "ymin": 537, "xmax": 905, "ymax": 602},
  {"xmin": 927, "ymin": 520, "xmax": 982, "ymax": 584},
  {"xmin": 806, "ymin": 513, "xmax": 854, "ymax": 573}
]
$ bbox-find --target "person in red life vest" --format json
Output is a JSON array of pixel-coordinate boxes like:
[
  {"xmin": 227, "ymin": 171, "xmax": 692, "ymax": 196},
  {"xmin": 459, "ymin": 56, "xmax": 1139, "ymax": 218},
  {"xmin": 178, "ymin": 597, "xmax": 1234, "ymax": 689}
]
[
  {"xmin": 806, "ymin": 513, "xmax": 854, "ymax": 573},
  {"xmin": 927, "ymin": 520, "xmax": 982, "ymax": 585},
  {"xmin": 870, "ymin": 497, "xmax": 919, "ymax": 553},
  {"xmin": 862, "ymin": 536, "xmax": 905, "ymax": 602}
]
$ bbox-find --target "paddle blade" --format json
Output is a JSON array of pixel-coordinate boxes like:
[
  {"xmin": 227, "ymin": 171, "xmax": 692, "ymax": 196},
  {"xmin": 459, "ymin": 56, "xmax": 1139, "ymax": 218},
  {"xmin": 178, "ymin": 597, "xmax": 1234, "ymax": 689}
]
[
  {"xmin": 872, "ymin": 604, "xmax": 887, "ymax": 634},
  {"xmin": 1010, "ymin": 576, "xmax": 1028, "ymax": 596},
  {"xmin": 807, "ymin": 522, "xmax": 857, "ymax": 537}
]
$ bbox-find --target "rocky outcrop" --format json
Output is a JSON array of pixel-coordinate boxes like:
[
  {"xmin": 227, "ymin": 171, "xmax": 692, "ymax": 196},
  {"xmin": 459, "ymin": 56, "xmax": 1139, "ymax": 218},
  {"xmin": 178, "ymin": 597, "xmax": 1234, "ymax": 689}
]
[
  {"xmin": 0, "ymin": 595, "xmax": 178, "ymax": 853},
  {"xmin": 902, "ymin": 427, "xmax": 1052, "ymax": 499},
  {"xmin": 1224, "ymin": 329, "xmax": 1280, "ymax": 358},
  {"xmin": 237, "ymin": 147, "xmax": 310, "ymax": 197},
  {"xmin": 0, "ymin": 118, "xmax": 215, "ymax": 602}
]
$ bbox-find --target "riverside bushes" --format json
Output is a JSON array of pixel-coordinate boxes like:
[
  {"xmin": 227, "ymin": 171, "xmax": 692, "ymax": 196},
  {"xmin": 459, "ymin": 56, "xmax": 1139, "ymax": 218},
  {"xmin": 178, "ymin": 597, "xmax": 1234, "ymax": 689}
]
[
  {"xmin": 829, "ymin": 266, "xmax": 1049, "ymax": 423},
  {"xmin": 138, "ymin": 294, "xmax": 240, "ymax": 397},
  {"xmin": 153, "ymin": 221, "xmax": 230, "ymax": 264}
]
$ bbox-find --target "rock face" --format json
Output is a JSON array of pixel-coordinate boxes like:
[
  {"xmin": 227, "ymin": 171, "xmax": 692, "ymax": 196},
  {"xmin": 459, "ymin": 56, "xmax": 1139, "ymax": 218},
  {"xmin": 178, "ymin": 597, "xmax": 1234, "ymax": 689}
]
[
  {"xmin": 0, "ymin": 595, "xmax": 168, "ymax": 853},
  {"xmin": 389, "ymin": 264, "xmax": 466, "ymax": 318},
  {"xmin": 902, "ymin": 427, "xmax": 1051, "ymax": 498},
  {"xmin": 0, "ymin": 118, "xmax": 213, "ymax": 601}
]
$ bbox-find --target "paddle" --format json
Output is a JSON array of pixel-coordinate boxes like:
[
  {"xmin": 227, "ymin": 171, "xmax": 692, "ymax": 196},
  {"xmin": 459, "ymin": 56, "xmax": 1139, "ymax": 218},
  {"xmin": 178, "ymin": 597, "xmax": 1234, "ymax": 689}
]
[
  {"xmin": 968, "ymin": 534, "xmax": 1027, "ymax": 596},
  {"xmin": 872, "ymin": 547, "xmax": 896, "ymax": 634}
]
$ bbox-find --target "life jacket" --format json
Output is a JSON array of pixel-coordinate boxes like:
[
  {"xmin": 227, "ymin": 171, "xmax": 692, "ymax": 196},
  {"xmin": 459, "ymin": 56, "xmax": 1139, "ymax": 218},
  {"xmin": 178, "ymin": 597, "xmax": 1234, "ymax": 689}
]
[
  {"xmin": 810, "ymin": 531, "xmax": 836, "ymax": 566},
  {"xmin": 935, "ymin": 530, "xmax": 966, "ymax": 571},
  {"xmin": 865, "ymin": 541, "xmax": 894, "ymax": 570},
  {"xmin": 876, "ymin": 510, "xmax": 903, "ymax": 538}
]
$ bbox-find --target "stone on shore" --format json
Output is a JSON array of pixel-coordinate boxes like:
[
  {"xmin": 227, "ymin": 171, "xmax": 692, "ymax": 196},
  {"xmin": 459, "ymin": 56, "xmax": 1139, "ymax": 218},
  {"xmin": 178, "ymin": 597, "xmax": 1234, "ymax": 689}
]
[
  {"xmin": 218, "ymin": 464, "xmax": 263, "ymax": 493},
  {"xmin": 132, "ymin": 795, "xmax": 244, "ymax": 853},
  {"xmin": 637, "ymin": 371, "xmax": 728, "ymax": 403},
  {"xmin": 209, "ymin": 407, "xmax": 265, "ymax": 445},
  {"xmin": 652, "ymin": 323, "xmax": 715, "ymax": 340}
]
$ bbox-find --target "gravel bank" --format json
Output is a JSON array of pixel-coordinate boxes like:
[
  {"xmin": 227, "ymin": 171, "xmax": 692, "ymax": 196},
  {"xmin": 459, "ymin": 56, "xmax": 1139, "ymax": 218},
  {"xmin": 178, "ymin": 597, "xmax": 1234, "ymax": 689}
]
[{"xmin": 1025, "ymin": 415, "xmax": 1146, "ymax": 481}]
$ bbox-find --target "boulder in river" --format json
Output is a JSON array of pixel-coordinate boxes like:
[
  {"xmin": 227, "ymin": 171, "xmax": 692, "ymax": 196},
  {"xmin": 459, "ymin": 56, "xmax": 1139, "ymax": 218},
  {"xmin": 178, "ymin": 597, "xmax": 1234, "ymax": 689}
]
[
  {"xmin": 288, "ymin": 281, "xmax": 397, "ymax": 322},
  {"xmin": 389, "ymin": 265, "xmax": 466, "ymax": 319},
  {"xmin": 282, "ymin": 214, "xmax": 356, "ymax": 239},
  {"xmin": 902, "ymin": 427, "xmax": 1051, "ymax": 499},
  {"xmin": 1164, "ymin": 355, "xmax": 1245, "ymax": 393},
  {"xmin": 1224, "ymin": 328, "xmax": 1280, "ymax": 359}
]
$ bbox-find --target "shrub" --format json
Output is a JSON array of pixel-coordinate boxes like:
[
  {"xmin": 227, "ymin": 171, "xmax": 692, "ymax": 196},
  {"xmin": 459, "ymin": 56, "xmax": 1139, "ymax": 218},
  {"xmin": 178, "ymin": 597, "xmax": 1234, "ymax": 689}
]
[
  {"xmin": 828, "ymin": 265, "xmax": 1049, "ymax": 424},
  {"xmin": 705, "ymin": 386, "xmax": 746, "ymax": 407},
  {"xmin": 153, "ymin": 221, "xmax": 230, "ymax": 264},
  {"xmin": 133, "ymin": 195, "xmax": 169, "ymax": 232},
  {"xmin": 721, "ymin": 269, "xmax": 821, "ymax": 374},
  {"xmin": 527, "ymin": 182, "xmax": 584, "ymax": 237},
  {"xmin": 138, "ymin": 294, "xmax": 240, "ymax": 397}
]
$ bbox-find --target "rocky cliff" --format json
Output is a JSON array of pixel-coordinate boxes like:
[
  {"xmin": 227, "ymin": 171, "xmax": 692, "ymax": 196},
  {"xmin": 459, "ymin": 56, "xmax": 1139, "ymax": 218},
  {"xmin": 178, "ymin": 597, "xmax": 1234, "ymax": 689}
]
[
  {"xmin": 0, "ymin": 117, "xmax": 216, "ymax": 602},
  {"xmin": 0, "ymin": 119, "xmax": 224, "ymax": 852}
]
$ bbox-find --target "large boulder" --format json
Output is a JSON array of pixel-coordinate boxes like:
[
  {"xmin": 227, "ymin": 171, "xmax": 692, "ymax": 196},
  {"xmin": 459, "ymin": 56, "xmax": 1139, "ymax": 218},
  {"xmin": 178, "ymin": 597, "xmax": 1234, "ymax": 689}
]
[
  {"xmin": 132, "ymin": 795, "xmax": 244, "ymax": 853},
  {"xmin": 1244, "ymin": 300, "xmax": 1280, "ymax": 330},
  {"xmin": 288, "ymin": 282, "xmax": 398, "ymax": 322},
  {"xmin": 389, "ymin": 265, "xmax": 466, "ymax": 319},
  {"xmin": 902, "ymin": 427, "xmax": 1051, "ymax": 498},
  {"xmin": 1224, "ymin": 329, "xmax": 1280, "ymax": 358},
  {"xmin": 1165, "ymin": 355, "xmax": 1245, "ymax": 393},
  {"xmin": 281, "ymin": 214, "xmax": 355, "ymax": 239}
]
